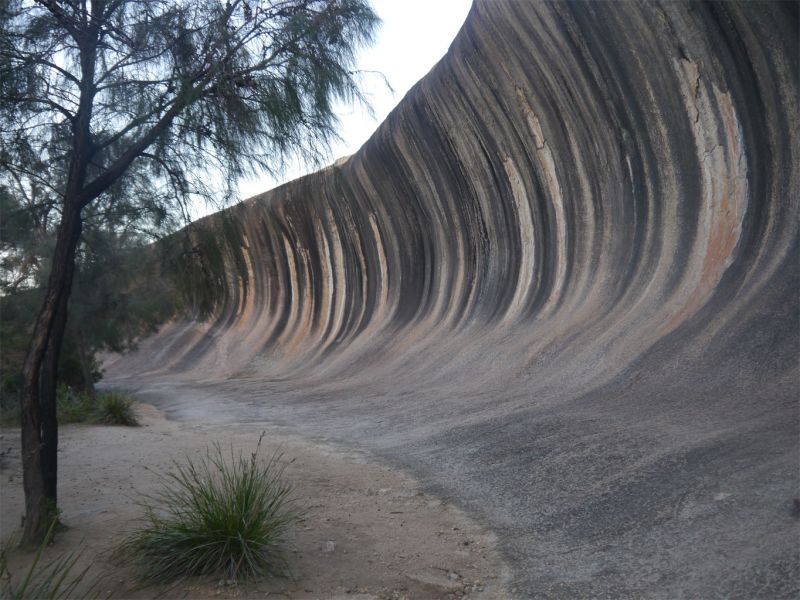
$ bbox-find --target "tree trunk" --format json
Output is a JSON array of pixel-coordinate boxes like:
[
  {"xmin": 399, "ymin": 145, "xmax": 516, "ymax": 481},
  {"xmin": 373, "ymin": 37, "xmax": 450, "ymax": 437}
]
[
  {"xmin": 40, "ymin": 260, "xmax": 77, "ymax": 505},
  {"xmin": 19, "ymin": 204, "xmax": 83, "ymax": 546}
]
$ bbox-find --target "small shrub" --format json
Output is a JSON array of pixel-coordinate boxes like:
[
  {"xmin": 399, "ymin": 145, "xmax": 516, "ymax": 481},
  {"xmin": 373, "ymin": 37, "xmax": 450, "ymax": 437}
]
[
  {"xmin": 0, "ymin": 386, "xmax": 139, "ymax": 427},
  {"xmin": 0, "ymin": 386, "xmax": 82, "ymax": 426},
  {"xmin": 56, "ymin": 386, "xmax": 96, "ymax": 424},
  {"xmin": 118, "ymin": 434, "xmax": 298, "ymax": 583},
  {"xmin": 93, "ymin": 391, "xmax": 138, "ymax": 426},
  {"xmin": 0, "ymin": 393, "xmax": 19, "ymax": 426}
]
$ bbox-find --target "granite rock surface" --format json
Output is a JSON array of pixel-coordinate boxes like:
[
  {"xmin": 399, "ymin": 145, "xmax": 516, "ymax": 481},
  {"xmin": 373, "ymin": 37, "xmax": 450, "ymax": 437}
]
[{"xmin": 109, "ymin": 2, "xmax": 799, "ymax": 597}]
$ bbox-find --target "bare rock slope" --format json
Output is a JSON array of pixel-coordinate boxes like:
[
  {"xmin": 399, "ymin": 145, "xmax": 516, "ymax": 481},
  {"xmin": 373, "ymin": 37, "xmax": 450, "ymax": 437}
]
[{"xmin": 109, "ymin": 2, "xmax": 799, "ymax": 598}]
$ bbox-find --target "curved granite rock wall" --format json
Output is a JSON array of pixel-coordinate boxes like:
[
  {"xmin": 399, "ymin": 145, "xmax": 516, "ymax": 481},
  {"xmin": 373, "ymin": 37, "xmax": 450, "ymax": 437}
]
[
  {"xmin": 127, "ymin": 0, "xmax": 797, "ymax": 388},
  {"xmin": 111, "ymin": 1, "xmax": 799, "ymax": 597}
]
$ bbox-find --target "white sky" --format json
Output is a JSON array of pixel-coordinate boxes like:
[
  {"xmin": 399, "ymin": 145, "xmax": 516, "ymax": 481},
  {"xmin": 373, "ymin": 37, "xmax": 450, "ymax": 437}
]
[{"xmin": 235, "ymin": 0, "xmax": 473, "ymax": 200}]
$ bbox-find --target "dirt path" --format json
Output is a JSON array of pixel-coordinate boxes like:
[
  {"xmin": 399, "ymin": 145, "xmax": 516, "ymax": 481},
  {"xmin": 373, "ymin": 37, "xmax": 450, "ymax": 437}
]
[{"xmin": 0, "ymin": 403, "xmax": 509, "ymax": 599}]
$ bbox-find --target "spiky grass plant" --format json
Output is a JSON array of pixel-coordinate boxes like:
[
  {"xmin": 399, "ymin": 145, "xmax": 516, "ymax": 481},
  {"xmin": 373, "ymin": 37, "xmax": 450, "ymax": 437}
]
[
  {"xmin": 93, "ymin": 391, "xmax": 139, "ymax": 426},
  {"xmin": 0, "ymin": 520, "xmax": 102, "ymax": 599},
  {"xmin": 118, "ymin": 434, "xmax": 298, "ymax": 583}
]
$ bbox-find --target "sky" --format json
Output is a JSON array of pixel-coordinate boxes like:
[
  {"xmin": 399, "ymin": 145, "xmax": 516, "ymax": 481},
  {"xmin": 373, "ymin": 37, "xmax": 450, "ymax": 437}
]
[{"xmin": 235, "ymin": 0, "xmax": 473, "ymax": 201}]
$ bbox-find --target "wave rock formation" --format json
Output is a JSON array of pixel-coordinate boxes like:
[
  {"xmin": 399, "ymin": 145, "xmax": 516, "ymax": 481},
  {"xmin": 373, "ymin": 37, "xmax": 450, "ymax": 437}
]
[{"xmin": 112, "ymin": 2, "xmax": 799, "ymax": 597}]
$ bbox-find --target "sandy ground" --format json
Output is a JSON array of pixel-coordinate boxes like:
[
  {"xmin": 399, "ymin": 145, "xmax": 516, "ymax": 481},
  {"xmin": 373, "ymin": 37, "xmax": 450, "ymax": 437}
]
[{"xmin": 0, "ymin": 403, "xmax": 510, "ymax": 599}]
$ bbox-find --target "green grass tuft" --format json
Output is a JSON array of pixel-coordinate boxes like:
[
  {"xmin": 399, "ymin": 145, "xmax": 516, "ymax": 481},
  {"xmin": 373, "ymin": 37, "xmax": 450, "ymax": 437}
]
[
  {"xmin": 93, "ymin": 391, "xmax": 139, "ymax": 426},
  {"xmin": 0, "ymin": 520, "xmax": 102, "ymax": 599},
  {"xmin": 118, "ymin": 433, "xmax": 298, "ymax": 583}
]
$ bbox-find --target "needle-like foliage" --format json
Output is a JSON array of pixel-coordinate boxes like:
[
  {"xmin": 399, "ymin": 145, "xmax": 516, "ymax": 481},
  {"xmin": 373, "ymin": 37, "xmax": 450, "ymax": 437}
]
[
  {"xmin": 1, "ymin": 0, "xmax": 380, "ymax": 209},
  {"xmin": 118, "ymin": 434, "xmax": 299, "ymax": 582}
]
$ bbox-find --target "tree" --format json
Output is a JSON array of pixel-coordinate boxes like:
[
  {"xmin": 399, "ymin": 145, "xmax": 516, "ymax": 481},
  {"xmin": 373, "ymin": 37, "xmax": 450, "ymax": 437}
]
[
  {"xmin": 0, "ymin": 0, "xmax": 379, "ymax": 545},
  {"xmin": 1, "ymin": 194, "xmax": 179, "ymax": 414}
]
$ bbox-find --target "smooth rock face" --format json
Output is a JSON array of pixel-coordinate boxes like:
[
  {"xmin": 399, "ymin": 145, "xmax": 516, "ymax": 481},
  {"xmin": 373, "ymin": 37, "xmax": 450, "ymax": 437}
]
[{"xmin": 110, "ymin": 2, "xmax": 799, "ymax": 598}]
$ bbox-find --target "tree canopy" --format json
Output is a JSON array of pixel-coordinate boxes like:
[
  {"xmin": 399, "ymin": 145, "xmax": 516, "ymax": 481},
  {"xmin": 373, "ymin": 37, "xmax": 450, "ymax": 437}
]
[{"xmin": 1, "ymin": 0, "xmax": 378, "ymax": 214}]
